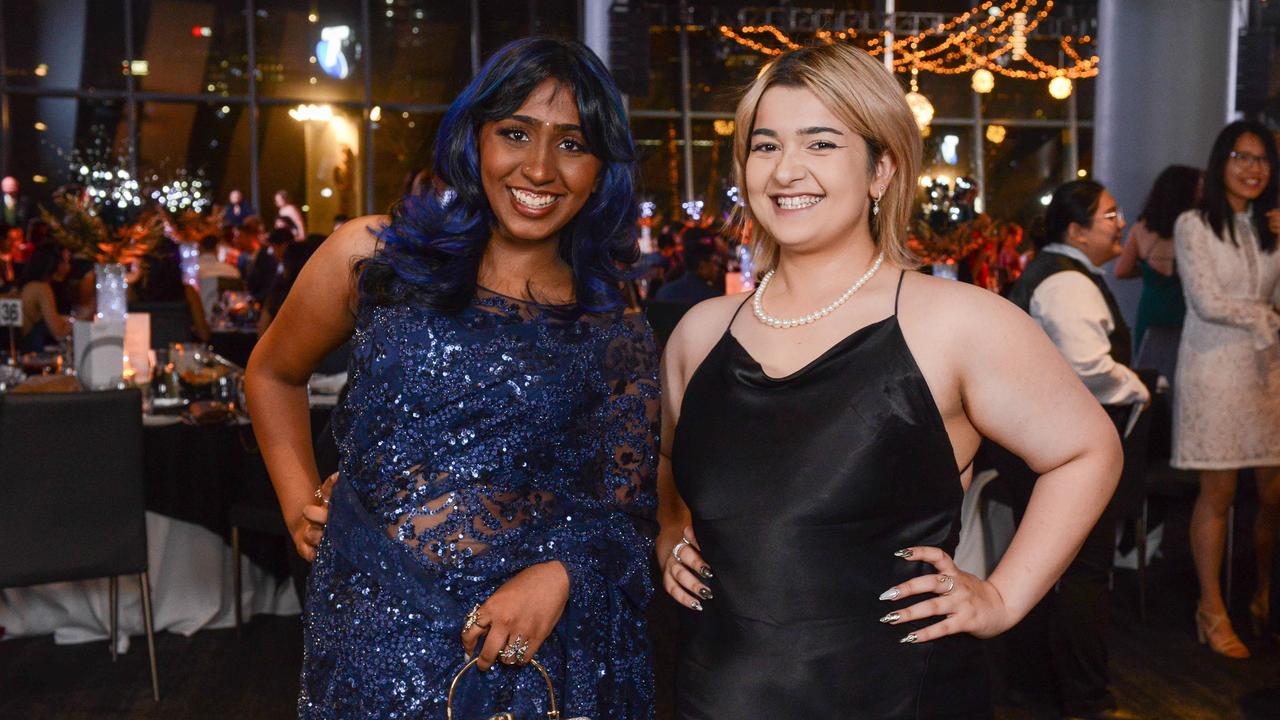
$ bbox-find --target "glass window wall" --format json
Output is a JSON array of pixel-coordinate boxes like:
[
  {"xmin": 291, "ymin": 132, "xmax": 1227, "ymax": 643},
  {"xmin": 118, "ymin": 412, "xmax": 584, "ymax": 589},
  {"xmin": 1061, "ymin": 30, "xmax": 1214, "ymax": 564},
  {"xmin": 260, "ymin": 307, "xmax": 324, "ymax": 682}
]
[{"xmin": 2, "ymin": 0, "xmax": 1092, "ymax": 231}]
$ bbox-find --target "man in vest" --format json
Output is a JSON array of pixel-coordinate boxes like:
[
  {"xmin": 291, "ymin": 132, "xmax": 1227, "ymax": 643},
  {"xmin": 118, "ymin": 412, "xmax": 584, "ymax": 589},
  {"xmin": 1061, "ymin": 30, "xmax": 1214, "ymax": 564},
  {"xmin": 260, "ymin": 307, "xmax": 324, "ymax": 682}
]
[{"xmin": 1001, "ymin": 180, "xmax": 1149, "ymax": 720}]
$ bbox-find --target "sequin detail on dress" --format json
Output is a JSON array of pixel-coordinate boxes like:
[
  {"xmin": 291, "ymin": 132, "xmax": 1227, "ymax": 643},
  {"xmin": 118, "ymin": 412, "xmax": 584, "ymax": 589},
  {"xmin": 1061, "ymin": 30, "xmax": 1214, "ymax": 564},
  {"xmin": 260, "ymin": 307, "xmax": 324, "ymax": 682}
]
[{"xmin": 300, "ymin": 287, "xmax": 660, "ymax": 719}]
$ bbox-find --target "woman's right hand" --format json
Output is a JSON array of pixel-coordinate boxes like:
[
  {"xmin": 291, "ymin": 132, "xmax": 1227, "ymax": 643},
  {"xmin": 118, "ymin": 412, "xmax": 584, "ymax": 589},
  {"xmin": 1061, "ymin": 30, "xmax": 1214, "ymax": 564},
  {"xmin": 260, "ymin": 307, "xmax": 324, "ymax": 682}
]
[
  {"xmin": 658, "ymin": 525, "xmax": 714, "ymax": 611},
  {"xmin": 289, "ymin": 472, "xmax": 337, "ymax": 561}
]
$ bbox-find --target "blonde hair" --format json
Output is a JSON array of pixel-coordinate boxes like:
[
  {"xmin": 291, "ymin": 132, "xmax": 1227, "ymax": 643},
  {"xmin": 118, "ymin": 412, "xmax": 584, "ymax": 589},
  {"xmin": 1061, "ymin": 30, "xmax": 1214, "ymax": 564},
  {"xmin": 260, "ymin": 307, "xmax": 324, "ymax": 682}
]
[{"xmin": 731, "ymin": 43, "xmax": 922, "ymax": 273}]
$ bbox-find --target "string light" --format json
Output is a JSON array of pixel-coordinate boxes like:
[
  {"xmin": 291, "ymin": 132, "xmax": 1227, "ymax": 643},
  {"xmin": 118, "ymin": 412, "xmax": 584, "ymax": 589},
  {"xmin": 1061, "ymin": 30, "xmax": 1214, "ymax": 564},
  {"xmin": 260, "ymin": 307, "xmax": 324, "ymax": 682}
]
[{"xmin": 718, "ymin": 0, "xmax": 1098, "ymax": 89}]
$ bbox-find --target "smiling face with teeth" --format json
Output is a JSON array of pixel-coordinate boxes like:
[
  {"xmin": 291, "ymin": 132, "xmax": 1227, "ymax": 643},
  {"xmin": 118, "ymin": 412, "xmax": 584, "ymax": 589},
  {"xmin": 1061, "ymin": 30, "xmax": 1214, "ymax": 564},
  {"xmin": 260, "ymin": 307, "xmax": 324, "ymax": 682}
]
[
  {"xmin": 1224, "ymin": 132, "xmax": 1271, "ymax": 212},
  {"xmin": 744, "ymin": 85, "xmax": 894, "ymax": 257},
  {"xmin": 478, "ymin": 78, "xmax": 603, "ymax": 248}
]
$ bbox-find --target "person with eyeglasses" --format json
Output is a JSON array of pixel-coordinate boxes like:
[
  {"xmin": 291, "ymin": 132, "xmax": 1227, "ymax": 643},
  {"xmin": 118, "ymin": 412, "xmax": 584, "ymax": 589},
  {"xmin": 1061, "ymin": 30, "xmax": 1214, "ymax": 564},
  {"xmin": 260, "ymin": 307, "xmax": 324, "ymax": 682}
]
[
  {"xmin": 1173, "ymin": 120, "xmax": 1280, "ymax": 659},
  {"xmin": 995, "ymin": 180, "xmax": 1149, "ymax": 720}
]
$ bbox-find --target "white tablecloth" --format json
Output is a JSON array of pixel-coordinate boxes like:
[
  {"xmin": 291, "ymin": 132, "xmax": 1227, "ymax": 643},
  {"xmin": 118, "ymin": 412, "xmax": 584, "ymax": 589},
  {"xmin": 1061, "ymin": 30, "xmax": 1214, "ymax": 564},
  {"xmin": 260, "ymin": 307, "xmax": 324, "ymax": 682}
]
[{"xmin": 0, "ymin": 511, "xmax": 300, "ymax": 652}]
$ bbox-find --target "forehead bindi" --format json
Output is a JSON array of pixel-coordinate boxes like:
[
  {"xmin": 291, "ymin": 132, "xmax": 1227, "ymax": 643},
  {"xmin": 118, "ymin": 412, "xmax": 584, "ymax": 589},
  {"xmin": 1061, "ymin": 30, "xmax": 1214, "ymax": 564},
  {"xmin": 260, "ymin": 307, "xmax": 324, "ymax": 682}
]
[{"xmin": 510, "ymin": 80, "xmax": 582, "ymax": 130}]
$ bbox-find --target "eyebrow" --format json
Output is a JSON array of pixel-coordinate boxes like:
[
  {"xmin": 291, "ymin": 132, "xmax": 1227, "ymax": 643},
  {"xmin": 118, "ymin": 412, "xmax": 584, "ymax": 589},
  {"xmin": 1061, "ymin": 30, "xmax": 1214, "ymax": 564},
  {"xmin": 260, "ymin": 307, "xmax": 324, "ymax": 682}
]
[
  {"xmin": 750, "ymin": 126, "xmax": 844, "ymax": 138},
  {"xmin": 510, "ymin": 114, "xmax": 583, "ymax": 133}
]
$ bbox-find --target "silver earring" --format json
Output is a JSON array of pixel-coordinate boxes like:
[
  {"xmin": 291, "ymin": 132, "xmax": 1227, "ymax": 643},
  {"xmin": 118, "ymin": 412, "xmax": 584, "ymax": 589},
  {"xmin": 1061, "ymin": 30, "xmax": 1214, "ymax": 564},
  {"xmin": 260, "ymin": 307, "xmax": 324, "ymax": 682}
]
[{"xmin": 872, "ymin": 186, "xmax": 885, "ymax": 216}]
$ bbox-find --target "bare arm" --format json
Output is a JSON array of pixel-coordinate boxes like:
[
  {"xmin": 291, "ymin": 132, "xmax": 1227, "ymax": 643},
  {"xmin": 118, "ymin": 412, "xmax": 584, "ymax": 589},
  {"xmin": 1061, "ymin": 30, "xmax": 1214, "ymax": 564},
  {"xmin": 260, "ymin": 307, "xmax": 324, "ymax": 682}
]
[
  {"xmin": 656, "ymin": 296, "xmax": 745, "ymax": 610},
  {"xmin": 1113, "ymin": 223, "xmax": 1141, "ymax": 279},
  {"xmin": 245, "ymin": 215, "xmax": 382, "ymax": 560},
  {"xmin": 1175, "ymin": 212, "xmax": 1280, "ymax": 349},
  {"xmin": 962, "ymin": 295, "xmax": 1121, "ymax": 627}
]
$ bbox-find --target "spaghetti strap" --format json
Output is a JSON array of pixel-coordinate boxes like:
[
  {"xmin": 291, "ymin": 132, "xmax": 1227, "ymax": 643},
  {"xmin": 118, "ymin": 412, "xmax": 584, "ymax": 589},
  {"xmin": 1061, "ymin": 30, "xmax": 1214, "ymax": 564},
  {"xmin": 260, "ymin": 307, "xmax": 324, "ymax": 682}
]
[
  {"xmin": 726, "ymin": 293, "xmax": 753, "ymax": 332},
  {"xmin": 893, "ymin": 270, "xmax": 906, "ymax": 315}
]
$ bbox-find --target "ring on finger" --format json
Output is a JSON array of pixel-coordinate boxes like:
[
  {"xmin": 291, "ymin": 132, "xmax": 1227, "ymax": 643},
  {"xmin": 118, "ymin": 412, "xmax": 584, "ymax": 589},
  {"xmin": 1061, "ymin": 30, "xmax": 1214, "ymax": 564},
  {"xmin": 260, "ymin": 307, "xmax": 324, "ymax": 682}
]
[
  {"xmin": 672, "ymin": 538, "xmax": 692, "ymax": 564},
  {"xmin": 499, "ymin": 635, "xmax": 529, "ymax": 664},
  {"xmin": 938, "ymin": 574, "xmax": 955, "ymax": 596},
  {"xmin": 462, "ymin": 604, "xmax": 481, "ymax": 633}
]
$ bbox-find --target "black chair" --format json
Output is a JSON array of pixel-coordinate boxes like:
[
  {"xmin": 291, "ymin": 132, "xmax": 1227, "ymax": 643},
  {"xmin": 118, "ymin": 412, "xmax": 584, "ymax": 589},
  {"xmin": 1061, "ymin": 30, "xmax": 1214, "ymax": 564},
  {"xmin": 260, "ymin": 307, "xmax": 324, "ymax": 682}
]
[
  {"xmin": 644, "ymin": 300, "xmax": 696, "ymax": 348},
  {"xmin": 231, "ymin": 397, "xmax": 344, "ymax": 634},
  {"xmin": 129, "ymin": 301, "xmax": 193, "ymax": 348},
  {"xmin": 0, "ymin": 389, "xmax": 159, "ymax": 701}
]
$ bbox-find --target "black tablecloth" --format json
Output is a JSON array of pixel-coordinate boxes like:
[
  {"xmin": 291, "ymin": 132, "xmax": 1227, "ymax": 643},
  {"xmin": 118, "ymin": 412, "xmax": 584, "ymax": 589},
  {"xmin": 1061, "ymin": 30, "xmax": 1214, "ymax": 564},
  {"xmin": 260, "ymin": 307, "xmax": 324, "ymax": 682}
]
[{"xmin": 142, "ymin": 407, "xmax": 333, "ymax": 576}]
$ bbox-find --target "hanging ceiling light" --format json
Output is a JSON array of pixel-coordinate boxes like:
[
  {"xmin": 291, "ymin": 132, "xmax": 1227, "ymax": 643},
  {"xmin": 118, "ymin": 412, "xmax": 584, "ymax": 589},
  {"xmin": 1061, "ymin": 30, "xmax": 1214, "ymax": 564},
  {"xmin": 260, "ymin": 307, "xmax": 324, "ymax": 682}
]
[
  {"xmin": 1048, "ymin": 75, "xmax": 1073, "ymax": 100},
  {"xmin": 967, "ymin": 67, "xmax": 998, "ymax": 94},
  {"xmin": 971, "ymin": 68, "xmax": 995, "ymax": 94},
  {"xmin": 905, "ymin": 91, "xmax": 935, "ymax": 131}
]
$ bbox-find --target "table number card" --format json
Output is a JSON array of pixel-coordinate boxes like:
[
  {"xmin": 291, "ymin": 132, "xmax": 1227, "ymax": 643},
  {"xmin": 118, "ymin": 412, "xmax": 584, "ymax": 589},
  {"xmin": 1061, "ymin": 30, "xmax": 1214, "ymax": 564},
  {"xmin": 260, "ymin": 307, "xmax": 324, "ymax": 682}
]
[{"xmin": 0, "ymin": 298, "xmax": 21, "ymax": 328}]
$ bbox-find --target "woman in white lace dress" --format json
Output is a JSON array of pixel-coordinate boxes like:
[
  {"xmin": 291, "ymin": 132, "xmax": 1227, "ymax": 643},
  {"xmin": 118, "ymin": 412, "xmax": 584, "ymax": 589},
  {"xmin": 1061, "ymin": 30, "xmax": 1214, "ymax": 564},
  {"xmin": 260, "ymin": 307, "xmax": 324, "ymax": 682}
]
[{"xmin": 1174, "ymin": 120, "xmax": 1280, "ymax": 659}]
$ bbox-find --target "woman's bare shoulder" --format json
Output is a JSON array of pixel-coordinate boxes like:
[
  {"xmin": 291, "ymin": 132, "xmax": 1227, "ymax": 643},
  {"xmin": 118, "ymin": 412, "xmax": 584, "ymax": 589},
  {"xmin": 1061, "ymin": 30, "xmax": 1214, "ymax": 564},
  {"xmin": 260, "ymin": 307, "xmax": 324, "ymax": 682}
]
[
  {"xmin": 663, "ymin": 292, "xmax": 749, "ymax": 379},
  {"xmin": 900, "ymin": 270, "xmax": 1039, "ymax": 342},
  {"xmin": 317, "ymin": 214, "xmax": 388, "ymax": 263}
]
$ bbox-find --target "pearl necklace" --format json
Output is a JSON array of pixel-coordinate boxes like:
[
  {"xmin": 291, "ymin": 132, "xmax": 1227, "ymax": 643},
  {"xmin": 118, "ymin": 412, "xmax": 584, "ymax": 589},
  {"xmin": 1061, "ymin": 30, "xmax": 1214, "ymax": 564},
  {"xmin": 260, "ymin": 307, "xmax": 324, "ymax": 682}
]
[{"xmin": 752, "ymin": 252, "xmax": 885, "ymax": 329}]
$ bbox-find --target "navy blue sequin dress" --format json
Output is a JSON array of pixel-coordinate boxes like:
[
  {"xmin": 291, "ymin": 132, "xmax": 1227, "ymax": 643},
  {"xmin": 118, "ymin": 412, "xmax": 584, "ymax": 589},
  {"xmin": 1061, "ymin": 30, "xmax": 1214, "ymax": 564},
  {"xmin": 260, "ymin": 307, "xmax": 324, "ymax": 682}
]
[{"xmin": 301, "ymin": 286, "xmax": 660, "ymax": 719}]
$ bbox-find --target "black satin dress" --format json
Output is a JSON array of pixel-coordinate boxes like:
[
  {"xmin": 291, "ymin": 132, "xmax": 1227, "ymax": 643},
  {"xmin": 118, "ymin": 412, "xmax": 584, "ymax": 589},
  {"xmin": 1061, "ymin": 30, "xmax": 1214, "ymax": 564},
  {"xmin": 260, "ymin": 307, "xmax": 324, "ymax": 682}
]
[{"xmin": 672, "ymin": 273, "xmax": 990, "ymax": 718}]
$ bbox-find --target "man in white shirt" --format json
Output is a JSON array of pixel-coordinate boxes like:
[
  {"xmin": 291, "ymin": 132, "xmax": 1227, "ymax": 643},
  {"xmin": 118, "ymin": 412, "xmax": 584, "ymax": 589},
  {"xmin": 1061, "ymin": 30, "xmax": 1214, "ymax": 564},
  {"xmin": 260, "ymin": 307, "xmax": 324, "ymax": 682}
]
[
  {"xmin": 1000, "ymin": 181, "xmax": 1148, "ymax": 720},
  {"xmin": 195, "ymin": 233, "xmax": 241, "ymax": 323}
]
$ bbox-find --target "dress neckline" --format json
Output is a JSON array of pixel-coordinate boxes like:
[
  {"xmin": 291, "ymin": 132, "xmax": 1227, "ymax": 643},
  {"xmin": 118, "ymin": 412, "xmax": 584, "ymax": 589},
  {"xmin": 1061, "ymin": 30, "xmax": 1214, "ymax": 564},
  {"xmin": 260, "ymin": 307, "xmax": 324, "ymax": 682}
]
[
  {"xmin": 475, "ymin": 284, "xmax": 578, "ymax": 310},
  {"xmin": 725, "ymin": 315, "xmax": 896, "ymax": 383}
]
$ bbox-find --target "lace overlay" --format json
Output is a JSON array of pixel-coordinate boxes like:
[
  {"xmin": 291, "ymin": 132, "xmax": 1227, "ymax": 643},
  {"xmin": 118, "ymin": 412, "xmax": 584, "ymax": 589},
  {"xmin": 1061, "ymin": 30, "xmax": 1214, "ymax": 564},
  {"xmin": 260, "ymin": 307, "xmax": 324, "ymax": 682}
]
[
  {"xmin": 1172, "ymin": 211, "xmax": 1280, "ymax": 469},
  {"xmin": 300, "ymin": 287, "xmax": 659, "ymax": 718}
]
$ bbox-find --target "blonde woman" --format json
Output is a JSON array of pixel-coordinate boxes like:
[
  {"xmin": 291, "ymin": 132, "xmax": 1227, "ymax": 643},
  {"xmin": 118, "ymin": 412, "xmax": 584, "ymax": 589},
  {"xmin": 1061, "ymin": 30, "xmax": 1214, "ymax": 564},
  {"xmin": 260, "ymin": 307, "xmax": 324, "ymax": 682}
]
[{"xmin": 655, "ymin": 43, "xmax": 1122, "ymax": 717}]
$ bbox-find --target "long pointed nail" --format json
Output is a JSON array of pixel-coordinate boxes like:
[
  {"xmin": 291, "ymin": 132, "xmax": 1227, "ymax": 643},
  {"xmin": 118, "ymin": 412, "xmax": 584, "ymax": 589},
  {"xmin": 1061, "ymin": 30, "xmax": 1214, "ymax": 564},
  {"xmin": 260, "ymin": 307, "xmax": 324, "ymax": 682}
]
[
  {"xmin": 699, "ymin": 566, "xmax": 714, "ymax": 579},
  {"xmin": 899, "ymin": 633, "xmax": 918, "ymax": 644},
  {"xmin": 879, "ymin": 587, "xmax": 901, "ymax": 601},
  {"xmin": 893, "ymin": 548, "xmax": 913, "ymax": 559},
  {"xmin": 698, "ymin": 587, "xmax": 714, "ymax": 600},
  {"xmin": 879, "ymin": 612, "xmax": 900, "ymax": 624},
  {"xmin": 690, "ymin": 600, "xmax": 703, "ymax": 612}
]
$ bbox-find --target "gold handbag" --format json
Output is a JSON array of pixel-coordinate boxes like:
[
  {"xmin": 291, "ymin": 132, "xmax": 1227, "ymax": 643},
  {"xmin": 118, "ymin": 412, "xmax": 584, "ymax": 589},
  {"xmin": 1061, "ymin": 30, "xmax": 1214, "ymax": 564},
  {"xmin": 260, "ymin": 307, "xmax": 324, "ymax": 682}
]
[{"xmin": 445, "ymin": 656, "xmax": 560, "ymax": 720}]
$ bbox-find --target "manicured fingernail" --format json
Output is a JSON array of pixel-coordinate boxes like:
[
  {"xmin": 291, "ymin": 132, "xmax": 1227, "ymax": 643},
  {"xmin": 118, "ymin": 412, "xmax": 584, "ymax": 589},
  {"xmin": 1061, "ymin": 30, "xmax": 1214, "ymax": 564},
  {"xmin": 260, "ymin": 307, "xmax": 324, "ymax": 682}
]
[
  {"xmin": 879, "ymin": 587, "xmax": 901, "ymax": 601},
  {"xmin": 879, "ymin": 612, "xmax": 900, "ymax": 624},
  {"xmin": 894, "ymin": 548, "xmax": 913, "ymax": 559},
  {"xmin": 699, "ymin": 566, "xmax": 714, "ymax": 578},
  {"xmin": 691, "ymin": 600, "xmax": 703, "ymax": 611},
  {"xmin": 698, "ymin": 587, "xmax": 714, "ymax": 600},
  {"xmin": 900, "ymin": 633, "xmax": 918, "ymax": 644}
]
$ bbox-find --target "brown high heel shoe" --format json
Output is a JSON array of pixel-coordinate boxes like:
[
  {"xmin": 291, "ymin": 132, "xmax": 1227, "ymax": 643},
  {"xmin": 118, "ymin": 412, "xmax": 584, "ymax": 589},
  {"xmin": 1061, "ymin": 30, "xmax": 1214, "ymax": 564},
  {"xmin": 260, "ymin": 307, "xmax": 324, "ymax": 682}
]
[{"xmin": 1196, "ymin": 609, "xmax": 1251, "ymax": 659}]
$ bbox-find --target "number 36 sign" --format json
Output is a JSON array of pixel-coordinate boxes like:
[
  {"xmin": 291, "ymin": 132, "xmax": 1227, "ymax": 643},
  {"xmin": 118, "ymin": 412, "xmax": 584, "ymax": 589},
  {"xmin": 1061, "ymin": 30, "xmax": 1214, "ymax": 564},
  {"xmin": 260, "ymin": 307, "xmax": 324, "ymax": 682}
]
[{"xmin": 0, "ymin": 298, "xmax": 22, "ymax": 328}]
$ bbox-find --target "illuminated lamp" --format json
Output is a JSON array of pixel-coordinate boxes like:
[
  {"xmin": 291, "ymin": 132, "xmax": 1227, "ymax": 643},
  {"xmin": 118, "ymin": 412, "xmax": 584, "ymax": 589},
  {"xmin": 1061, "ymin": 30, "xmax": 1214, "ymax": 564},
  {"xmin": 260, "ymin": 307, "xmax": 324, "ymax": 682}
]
[
  {"xmin": 904, "ymin": 91, "xmax": 935, "ymax": 131},
  {"xmin": 971, "ymin": 68, "xmax": 994, "ymax": 94},
  {"xmin": 985, "ymin": 124, "xmax": 1007, "ymax": 144},
  {"xmin": 1049, "ymin": 75, "xmax": 1073, "ymax": 100}
]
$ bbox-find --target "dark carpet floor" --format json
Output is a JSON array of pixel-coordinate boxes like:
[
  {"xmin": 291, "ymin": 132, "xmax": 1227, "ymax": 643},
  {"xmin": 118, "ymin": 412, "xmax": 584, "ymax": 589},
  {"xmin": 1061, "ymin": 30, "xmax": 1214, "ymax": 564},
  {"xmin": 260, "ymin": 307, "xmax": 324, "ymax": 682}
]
[{"xmin": 3, "ymin": 471, "xmax": 1280, "ymax": 719}]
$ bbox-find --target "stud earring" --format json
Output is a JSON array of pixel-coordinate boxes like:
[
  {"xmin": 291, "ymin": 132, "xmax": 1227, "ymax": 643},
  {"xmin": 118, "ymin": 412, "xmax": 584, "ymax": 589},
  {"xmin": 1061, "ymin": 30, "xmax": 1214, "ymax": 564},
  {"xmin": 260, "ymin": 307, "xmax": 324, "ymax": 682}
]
[{"xmin": 872, "ymin": 186, "xmax": 885, "ymax": 216}]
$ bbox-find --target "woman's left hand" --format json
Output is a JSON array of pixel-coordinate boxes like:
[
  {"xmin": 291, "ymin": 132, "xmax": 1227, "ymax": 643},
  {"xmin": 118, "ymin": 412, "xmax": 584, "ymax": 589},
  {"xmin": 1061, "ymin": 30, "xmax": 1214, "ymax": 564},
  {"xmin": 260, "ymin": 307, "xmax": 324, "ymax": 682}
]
[
  {"xmin": 460, "ymin": 561, "xmax": 571, "ymax": 671},
  {"xmin": 878, "ymin": 546, "xmax": 1015, "ymax": 643},
  {"xmin": 1267, "ymin": 209, "xmax": 1280, "ymax": 236}
]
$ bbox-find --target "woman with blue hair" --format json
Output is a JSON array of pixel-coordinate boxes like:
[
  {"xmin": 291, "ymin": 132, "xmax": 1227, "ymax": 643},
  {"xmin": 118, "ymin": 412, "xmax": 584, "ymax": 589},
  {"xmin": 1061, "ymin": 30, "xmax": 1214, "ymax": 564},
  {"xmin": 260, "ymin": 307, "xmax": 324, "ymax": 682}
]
[{"xmin": 246, "ymin": 37, "xmax": 659, "ymax": 718}]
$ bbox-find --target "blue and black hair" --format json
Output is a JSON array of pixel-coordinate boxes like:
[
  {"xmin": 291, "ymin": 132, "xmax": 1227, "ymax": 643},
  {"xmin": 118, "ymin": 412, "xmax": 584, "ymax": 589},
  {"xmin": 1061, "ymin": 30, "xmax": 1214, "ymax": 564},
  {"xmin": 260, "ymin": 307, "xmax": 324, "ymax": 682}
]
[{"xmin": 359, "ymin": 37, "xmax": 639, "ymax": 312}]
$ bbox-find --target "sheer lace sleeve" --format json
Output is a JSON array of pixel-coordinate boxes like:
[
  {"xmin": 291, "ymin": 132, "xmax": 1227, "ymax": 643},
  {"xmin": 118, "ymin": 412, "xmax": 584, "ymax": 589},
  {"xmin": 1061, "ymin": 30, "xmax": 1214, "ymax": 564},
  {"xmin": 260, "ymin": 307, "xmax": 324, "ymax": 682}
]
[
  {"xmin": 550, "ymin": 312, "xmax": 660, "ymax": 609},
  {"xmin": 1175, "ymin": 211, "xmax": 1280, "ymax": 350}
]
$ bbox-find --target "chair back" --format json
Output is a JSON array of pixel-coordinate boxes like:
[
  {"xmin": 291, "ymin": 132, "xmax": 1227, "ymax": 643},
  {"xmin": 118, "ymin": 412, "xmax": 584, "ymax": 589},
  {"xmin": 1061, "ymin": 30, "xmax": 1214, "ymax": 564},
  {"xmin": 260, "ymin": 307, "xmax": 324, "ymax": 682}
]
[
  {"xmin": 129, "ymin": 301, "xmax": 192, "ymax": 348},
  {"xmin": 0, "ymin": 389, "xmax": 147, "ymax": 587}
]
